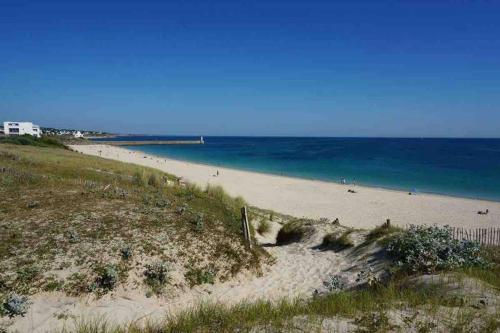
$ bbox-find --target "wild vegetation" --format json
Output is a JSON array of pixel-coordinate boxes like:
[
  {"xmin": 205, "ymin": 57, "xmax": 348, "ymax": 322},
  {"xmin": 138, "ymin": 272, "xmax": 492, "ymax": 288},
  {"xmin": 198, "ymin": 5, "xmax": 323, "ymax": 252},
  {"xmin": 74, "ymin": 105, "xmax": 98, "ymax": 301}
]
[
  {"xmin": 0, "ymin": 143, "xmax": 264, "ymax": 318},
  {"xmin": 64, "ymin": 224, "xmax": 499, "ymax": 332},
  {"xmin": 322, "ymin": 230, "xmax": 354, "ymax": 250},
  {"xmin": 275, "ymin": 219, "xmax": 314, "ymax": 245},
  {"xmin": 0, "ymin": 134, "xmax": 67, "ymax": 149}
]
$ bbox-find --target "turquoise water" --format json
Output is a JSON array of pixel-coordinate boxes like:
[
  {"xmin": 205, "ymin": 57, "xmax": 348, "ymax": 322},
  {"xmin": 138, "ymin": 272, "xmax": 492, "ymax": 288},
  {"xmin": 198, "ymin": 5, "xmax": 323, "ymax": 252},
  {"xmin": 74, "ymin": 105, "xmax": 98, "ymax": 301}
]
[{"xmin": 95, "ymin": 137, "xmax": 500, "ymax": 201}]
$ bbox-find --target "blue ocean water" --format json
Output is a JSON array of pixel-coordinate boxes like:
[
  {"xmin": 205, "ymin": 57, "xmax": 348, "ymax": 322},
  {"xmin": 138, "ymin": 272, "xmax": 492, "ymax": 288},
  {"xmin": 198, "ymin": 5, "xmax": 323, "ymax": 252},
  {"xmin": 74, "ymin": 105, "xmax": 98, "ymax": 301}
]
[{"xmin": 94, "ymin": 137, "xmax": 500, "ymax": 201}]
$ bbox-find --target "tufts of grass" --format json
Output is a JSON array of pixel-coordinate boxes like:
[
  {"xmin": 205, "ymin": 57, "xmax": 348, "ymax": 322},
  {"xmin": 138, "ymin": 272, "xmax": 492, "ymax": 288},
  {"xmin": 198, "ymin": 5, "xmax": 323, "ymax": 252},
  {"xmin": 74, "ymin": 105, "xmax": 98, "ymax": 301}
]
[
  {"xmin": 257, "ymin": 219, "xmax": 271, "ymax": 235},
  {"xmin": 185, "ymin": 267, "xmax": 216, "ymax": 287},
  {"xmin": 322, "ymin": 230, "xmax": 354, "ymax": 250},
  {"xmin": 69, "ymin": 278, "xmax": 498, "ymax": 333},
  {"xmin": 276, "ymin": 220, "xmax": 311, "ymax": 245},
  {"xmin": 366, "ymin": 222, "xmax": 402, "ymax": 243}
]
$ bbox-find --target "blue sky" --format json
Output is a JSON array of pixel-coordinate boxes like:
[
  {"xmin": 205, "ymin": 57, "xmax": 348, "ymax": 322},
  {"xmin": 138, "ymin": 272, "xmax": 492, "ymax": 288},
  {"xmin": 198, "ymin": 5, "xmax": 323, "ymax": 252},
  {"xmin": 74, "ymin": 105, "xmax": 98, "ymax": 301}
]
[{"xmin": 1, "ymin": 0, "xmax": 499, "ymax": 137}]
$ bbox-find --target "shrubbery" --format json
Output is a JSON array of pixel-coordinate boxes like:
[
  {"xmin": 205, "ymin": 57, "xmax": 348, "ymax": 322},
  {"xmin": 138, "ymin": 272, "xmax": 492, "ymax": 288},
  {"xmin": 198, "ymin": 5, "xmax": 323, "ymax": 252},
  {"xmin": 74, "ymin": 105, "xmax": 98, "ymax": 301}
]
[
  {"xmin": 94, "ymin": 265, "xmax": 119, "ymax": 291},
  {"xmin": 120, "ymin": 246, "xmax": 133, "ymax": 260},
  {"xmin": 387, "ymin": 225, "xmax": 488, "ymax": 273},
  {"xmin": 323, "ymin": 275, "xmax": 344, "ymax": 292},
  {"xmin": 0, "ymin": 135, "xmax": 66, "ymax": 149},
  {"xmin": 144, "ymin": 261, "xmax": 171, "ymax": 293},
  {"xmin": 185, "ymin": 267, "xmax": 215, "ymax": 287},
  {"xmin": 1, "ymin": 293, "xmax": 30, "ymax": 318}
]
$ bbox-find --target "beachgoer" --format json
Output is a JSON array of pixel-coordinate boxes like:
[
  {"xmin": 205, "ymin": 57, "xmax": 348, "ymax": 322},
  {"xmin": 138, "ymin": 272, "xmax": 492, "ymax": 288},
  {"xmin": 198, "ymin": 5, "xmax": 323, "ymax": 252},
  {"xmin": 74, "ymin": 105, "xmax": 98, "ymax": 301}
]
[{"xmin": 217, "ymin": 170, "xmax": 219, "ymax": 176}]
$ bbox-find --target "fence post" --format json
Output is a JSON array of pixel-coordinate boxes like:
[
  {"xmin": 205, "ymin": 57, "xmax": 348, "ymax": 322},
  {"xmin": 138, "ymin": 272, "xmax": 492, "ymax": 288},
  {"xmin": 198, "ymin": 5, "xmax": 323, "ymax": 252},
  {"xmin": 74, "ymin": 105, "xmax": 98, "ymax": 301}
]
[{"xmin": 241, "ymin": 206, "xmax": 252, "ymax": 248}]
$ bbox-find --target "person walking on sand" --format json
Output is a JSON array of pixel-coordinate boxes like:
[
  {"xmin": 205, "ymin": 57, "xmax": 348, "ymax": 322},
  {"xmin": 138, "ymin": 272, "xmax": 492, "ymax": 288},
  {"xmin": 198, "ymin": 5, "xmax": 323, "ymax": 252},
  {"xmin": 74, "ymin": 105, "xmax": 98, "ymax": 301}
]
[{"xmin": 216, "ymin": 170, "xmax": 219, "ymax": 176}]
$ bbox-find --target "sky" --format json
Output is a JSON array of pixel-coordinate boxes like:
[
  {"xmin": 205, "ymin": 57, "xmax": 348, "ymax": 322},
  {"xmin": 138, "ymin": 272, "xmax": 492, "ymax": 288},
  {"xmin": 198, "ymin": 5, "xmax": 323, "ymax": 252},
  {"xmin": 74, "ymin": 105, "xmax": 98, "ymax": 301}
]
[{"xmin": 1, "ymin": 0, "xmax": 499, "ymax": 137}]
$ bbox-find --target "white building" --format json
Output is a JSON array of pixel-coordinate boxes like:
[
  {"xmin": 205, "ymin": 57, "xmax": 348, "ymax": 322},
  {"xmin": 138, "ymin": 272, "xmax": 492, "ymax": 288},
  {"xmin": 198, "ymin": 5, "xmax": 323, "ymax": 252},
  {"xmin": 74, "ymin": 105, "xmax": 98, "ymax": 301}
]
[
  {"xmin": 74, "ymin": 131, "xmax": 84, "ymax": 138},
  {"xmin": 3, "ymin": 122, "xmax": 42, "ymax": 138}
]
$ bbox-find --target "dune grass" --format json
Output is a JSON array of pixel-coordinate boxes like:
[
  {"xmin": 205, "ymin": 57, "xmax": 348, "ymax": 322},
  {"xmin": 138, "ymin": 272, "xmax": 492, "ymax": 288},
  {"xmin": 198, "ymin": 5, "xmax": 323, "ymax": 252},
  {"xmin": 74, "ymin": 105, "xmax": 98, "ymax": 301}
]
[
  {"xmin": 67, "ymin": 275, "xmax": 500, "ymax": 332},
  {"xmin": 257, "ymin": 219, "xmax": 271, "ymax": 235},
  {"xmin": 0, "ymin": 144, "xmax": 262, "ymax": 300},
  {"xmin": 275, "ymin": 219, "xmax": 314, "ymax": 245},
  {"xmin": 322, "ymin": 230, "xmax": 354, "ymax": 250},
  {"xmin": 365, "ymin": 222, "xmax": 402, "ymax": 243}
]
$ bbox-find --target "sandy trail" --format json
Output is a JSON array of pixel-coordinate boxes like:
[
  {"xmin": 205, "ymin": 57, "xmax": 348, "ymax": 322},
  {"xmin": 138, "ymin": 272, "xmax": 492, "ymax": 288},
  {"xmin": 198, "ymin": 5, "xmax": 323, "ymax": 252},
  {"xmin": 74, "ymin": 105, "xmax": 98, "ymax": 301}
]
[
  {"xmin": 71, "ymin": 145, "xmax": 500, "ymax": 229},
  {"xmin": 11, "ymin": 221, "xmax": 375, "ymax": 332}
]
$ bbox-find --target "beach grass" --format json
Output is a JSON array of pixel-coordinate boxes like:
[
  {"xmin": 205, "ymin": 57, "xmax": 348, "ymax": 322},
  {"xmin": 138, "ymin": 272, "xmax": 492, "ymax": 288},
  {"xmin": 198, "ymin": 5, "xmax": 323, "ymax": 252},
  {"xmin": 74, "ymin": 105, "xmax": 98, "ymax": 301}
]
[
  {"xmin": 275, "ymin": 220, "xmax": 314, "ymax": 245},
  {"xmin": 67, "ymin": 276, "xmax": 500, "ymax": 332},
  {"xmin": 322, "ymin": 230, "xmax": 354, "ymax": 250},
  {"xmin": 0, "ymin": 143, "xmax": 262, "ymax": 299}
]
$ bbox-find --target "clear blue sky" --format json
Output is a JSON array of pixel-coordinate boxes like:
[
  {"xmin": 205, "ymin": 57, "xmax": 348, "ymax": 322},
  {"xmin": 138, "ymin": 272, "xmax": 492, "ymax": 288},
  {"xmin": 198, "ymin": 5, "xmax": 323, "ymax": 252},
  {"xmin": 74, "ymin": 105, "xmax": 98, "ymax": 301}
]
[{"xmin": 1, "ymin": 1, "xmax": 499, "ymax": 137}]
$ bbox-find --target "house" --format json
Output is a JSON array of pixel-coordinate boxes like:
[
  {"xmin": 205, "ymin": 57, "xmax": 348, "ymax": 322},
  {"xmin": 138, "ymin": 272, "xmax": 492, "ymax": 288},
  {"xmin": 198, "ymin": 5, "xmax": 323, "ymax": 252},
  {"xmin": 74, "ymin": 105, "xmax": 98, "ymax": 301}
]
[
  {"xmin": 3, "ymin": 122, "xmax": 42, "ymax": 138},
  {"xmin": 74, "ymin": 131, "xmax": 84, "ymax": 138}
]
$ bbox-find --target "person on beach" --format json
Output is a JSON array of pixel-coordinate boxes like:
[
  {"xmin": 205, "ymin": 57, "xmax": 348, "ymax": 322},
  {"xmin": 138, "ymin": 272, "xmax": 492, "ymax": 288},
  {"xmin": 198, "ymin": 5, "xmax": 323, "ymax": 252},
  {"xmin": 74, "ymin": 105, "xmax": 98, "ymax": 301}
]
[{"xmin": 217, "ymin": 170, "xmax": 219, "ymax": 176}]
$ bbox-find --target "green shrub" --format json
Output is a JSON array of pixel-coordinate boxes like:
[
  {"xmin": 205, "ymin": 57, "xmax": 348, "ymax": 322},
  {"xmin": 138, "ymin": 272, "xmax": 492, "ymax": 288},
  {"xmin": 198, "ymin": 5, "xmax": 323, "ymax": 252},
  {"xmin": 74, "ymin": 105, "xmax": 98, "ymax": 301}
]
[
  {"xmin": 1, "ymin": 293, "xmax": 30, "ymax": 318},
  {"xmin": 185, "ymin": 267, "xmax": 215, "ymax": 287},
  {"xmin": 120, "ymin": 246, "xmax": 133, "ymax": 260},
  {"xmin": 323, "ymin": 275, "xmax": 345, "ymax": 292},
  {"xmin": 94, "ymin": 265, "xmax": 119, "ymax": 291},
  {"xmin": 387, "ymin": 225, "xmax": 489, "ymax": 273},
  {"xmin": 147, "ymin": 174, "xmax": 158, "ymax": 187},
  {"xmin": 196, "ymin": 213, "xmax": 204, "ymax": 232},
  {"xmin": 144, "ymin": 261, "xmax": 171, "ymax": 293}
]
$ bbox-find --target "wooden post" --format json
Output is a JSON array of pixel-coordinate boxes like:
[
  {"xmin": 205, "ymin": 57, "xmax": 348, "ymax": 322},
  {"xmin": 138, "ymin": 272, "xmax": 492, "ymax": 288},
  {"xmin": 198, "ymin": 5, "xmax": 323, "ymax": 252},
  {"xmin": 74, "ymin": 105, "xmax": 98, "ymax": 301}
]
[{"xmin": 241, "ymin": 206, "xmax": 252, "ymax": 248}]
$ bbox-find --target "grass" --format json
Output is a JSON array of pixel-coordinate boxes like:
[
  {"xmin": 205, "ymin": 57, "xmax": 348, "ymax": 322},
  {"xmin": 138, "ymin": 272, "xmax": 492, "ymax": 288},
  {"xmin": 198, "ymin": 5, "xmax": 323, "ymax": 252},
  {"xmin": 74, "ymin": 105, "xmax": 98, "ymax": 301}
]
[
  {"xmin": 365, "ymin": 222, "xmax": 402, "ymax": 243},
  {"xmin": 322, "ymin": 230, "xmax": 354, "ymax": 250},
  {"xmin": 0, "ymin": 143, "xmax": 262, "ymax": 300},
  {"xmin": 257, "ymin": 219, "xmax": 271, "ymax": 235},
  {"xmin": 456, "ymin": 245, "xmax": 500, "ymax": 290},
  {"xmin": 67, "ymin": 277, "xmax": 500, "ymax": 332},
  {"xmin": 275, "ymin": 220, "xmax": 312, "ymax": 245},
  {"xmin": 0, "ymin": 134, "xmax": 67, "ymax": 149}
]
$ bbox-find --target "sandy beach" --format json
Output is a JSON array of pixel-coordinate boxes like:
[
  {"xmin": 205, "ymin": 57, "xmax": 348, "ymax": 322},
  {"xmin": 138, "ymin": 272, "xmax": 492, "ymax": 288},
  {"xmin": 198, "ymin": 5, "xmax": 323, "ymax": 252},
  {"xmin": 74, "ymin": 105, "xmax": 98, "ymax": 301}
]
[{"xmin": 71, "ymin": 144, "xmax": 499, "ymax": 229}]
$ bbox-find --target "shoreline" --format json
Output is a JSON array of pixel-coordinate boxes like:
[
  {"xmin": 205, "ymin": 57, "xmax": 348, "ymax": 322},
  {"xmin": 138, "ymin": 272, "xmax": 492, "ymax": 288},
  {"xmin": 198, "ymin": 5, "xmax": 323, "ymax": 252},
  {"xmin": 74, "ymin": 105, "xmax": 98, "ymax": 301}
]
[
  {"xmin": 123, "ymin": 146, "xmax": 500, "ymax": 203},
  {"xmin": 70, "ymin": 144, "xmax": 500, "ymax": 229}
]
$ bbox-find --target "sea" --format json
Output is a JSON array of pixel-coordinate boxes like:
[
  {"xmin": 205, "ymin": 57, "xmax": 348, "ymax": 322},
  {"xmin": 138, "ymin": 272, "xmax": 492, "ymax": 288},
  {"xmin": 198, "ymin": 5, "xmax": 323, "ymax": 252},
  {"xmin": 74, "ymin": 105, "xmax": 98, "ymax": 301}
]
[{"xmin": 92, "ymin": 136, "xmax": 500, "ymax": 202}]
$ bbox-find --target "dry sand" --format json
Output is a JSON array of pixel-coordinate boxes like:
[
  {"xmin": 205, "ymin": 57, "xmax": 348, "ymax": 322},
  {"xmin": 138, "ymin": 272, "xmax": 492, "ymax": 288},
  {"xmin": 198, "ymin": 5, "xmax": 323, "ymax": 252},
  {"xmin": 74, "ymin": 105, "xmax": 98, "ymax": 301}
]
[{"xmin": 71, "ymin": 144, "xmax": 500, "ymax": 229}]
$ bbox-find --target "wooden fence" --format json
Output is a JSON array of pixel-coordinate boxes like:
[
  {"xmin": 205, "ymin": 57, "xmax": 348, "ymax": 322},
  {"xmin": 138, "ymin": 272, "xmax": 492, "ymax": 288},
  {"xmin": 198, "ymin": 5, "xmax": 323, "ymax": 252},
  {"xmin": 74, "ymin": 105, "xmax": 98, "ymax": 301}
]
[{"xmin": 450, "ymin": 227, "xmax": 500, "ymax": 246}]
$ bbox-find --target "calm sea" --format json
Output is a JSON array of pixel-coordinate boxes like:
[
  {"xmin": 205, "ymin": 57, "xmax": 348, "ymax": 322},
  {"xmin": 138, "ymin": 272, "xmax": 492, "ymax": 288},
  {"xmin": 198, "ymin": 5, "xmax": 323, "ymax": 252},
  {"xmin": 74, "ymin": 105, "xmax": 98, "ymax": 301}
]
[{"xmin": 93, "ymin": 136, "xmax": 500, "ymax": 201}]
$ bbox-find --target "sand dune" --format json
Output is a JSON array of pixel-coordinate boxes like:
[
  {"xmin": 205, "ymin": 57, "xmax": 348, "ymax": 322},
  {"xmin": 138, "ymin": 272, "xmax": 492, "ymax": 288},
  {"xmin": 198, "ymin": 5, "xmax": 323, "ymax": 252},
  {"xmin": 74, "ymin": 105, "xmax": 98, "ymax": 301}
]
[{"xmin": 71, "ymin": 144, "xmax": 500, "ymax": 229}]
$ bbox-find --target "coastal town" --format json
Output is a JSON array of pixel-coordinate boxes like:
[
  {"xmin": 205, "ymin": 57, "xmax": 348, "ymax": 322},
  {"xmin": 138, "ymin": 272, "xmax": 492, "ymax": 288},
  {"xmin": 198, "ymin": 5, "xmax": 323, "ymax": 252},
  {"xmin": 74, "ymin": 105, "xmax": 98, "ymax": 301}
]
[{"xmin": 0, "ymin": 121, "xmax": 110, "ymax": 139}]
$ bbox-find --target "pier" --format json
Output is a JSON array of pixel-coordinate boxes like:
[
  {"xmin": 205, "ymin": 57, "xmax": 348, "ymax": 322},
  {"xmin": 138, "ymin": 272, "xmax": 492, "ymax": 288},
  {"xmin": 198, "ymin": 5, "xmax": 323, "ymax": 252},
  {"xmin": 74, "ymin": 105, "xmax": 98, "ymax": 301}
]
[{"xmin": 95, "ymin": 139, "xmax": 204, "ymax": 146}]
